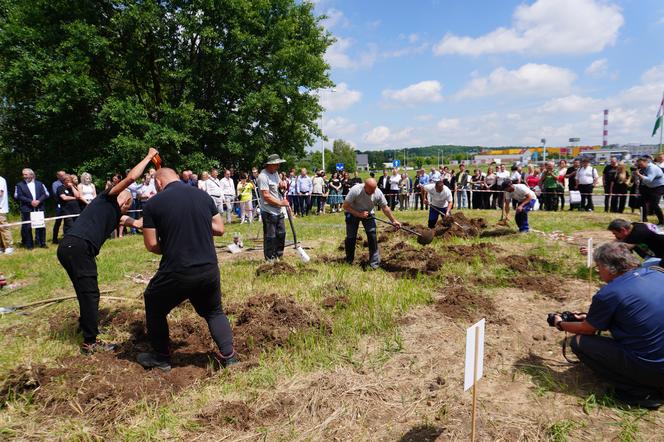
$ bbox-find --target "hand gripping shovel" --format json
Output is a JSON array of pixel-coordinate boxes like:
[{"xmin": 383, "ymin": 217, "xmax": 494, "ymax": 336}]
[
  {"xmin": 286, "ymin": 207, "xmax": 310, "ymax": 263},
  {"xmin": 372, "ymin": 216, "xmax": 434, "ymax": 245}
]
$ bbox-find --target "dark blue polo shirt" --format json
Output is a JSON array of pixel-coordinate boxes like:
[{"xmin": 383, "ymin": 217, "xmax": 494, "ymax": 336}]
[{"xmin": 586, "ymin": 267, "xmax": 664, "ymax": 365}]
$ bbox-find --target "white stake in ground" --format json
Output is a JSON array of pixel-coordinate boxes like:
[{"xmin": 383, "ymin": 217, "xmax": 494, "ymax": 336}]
[{"xmin": 464, "ymin": 318, "xmax": 485, "ymax": 442}]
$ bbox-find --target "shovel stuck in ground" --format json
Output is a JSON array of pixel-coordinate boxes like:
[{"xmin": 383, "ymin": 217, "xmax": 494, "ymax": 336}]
[
  {"xmin": 372, "ymin": 216, "xmax": 434, "ymax": 245},
  {"xmin": 286, "ymin": 208, "xmax": 311, "ymax": 263}
]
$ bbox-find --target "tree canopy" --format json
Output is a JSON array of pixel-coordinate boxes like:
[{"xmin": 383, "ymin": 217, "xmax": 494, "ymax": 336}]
[{"xmin": 0, "ymin": 0, "xmax": 332, "ymax": 182}]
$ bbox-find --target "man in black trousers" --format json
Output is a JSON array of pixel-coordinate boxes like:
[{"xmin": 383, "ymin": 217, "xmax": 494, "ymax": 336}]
[
  {"xmin": 138, "ymin": 167, "xmax": 236, "ymax": 371},
  {"xmin": 57, "ymin": 148, "xmax": 157, "ymax": 354}
]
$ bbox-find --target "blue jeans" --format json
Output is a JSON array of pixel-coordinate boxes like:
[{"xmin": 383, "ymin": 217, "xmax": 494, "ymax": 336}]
[
  {"xmin": 345, "ymin": 213, "xmax": 379, "ymax": 268},
  {"xmin": 456, "ymin": 189, "xmax": 468, "ymax": 209},
  {"xmin": 515, "ymin": 199, "xmax": 536, "ymax": 232},
  {"xmin": 428, "ymin": 205, "xmax": 447, "ymax": 228}
]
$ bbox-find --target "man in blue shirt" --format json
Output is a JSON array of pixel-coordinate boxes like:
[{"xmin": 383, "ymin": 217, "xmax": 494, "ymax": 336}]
[
  {"xmin": 296, "ymin": 168, "xmax": 313, "ymax": 216},
  {"xmin": 635, "ymin": 156, "xmax": 664, "ymax": 225},
  {"xmin": 553, "ymin": 242, "xmax": 664, "ymax": 409}
]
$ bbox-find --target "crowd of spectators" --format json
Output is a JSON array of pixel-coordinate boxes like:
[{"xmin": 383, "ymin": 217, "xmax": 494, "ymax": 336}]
[{"xmin": 1, "ymin": 152, "xmax": 664, "ymax": 254}]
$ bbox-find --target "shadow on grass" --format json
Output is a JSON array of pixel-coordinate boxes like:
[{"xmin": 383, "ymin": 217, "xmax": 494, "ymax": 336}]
[
  {"xmin": 398, "ymin": 424, "xmax": 445, "ymax": 442},
  {"xmin": 514, "ymin": 351, "xmax": 599, "ymax": 398}
]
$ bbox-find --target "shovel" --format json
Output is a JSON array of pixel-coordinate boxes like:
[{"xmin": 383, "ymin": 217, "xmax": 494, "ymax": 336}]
[
  {"xmin": 286, "ymin": 207, "xmax": 311, "ymax": 263},
  {"xmin": 372, "ymin": 216, "xmax": 434, "ymax": 245}
]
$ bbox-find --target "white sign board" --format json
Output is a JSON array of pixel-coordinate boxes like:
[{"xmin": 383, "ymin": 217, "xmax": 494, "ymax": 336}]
[
  {"xmin": 30, "ymin": 211, "xmax": 45, "ymax": 229},
  {"xmin": 464, "ymin": 318, "xmax": 485, "ymax": 391},
  {"xmin": 586, "ymin": 238, "xmax": 593, "ymax": 268}
]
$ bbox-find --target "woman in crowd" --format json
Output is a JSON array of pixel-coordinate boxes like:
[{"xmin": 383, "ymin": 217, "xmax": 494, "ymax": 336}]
[
  {"xmin": 610, "ymin": 162, "xmax": 630, "ymax": 213},
  {"xmin": 197, "ymin": 171, "xmax": 209, "ymax": 191},
  {"xmin": 399, "ymin": 172, "xmax": 410, "ymax": 211},
  {"xmin": 56, "ymin": 175, "xmax": 81, "ymax": 235},
  {"xmin": 341, "ymin": 171, "xmax": 352, "ymax": 198},
  {"xmin": 237, "ymin": 172, "xmax": 255, "ymax": 223},
  {"xmin": 470, "ymin": 168, "xmax": 485, "ymax": 209},
  {"xmin": 628, "ymin": 166, "xmax": 641, "ymax": 214},
  {"xmin": 526, "ymin": 165, "xmax": 542, "ymax": 206},
  {"xmin": 485, "ymin": 166, "xmax": 497, "ymax": 209},
  {"xmin": 78, "ymin": 172, "xmax": 97, "ymax": 206},
  {"xmin": 138, "ymin": 172, "xmax": 156, "ymax": 202},
  {"xmin": 327, "ymin": 172, "xmax": 342, "ymax": 213},
  {"xmin": 557, "ymin": 160, "xmax": 568, "ymax": 210},
  {"xmin": 311, "ymin": 171, "xmax": 326, "ymax": 215}
]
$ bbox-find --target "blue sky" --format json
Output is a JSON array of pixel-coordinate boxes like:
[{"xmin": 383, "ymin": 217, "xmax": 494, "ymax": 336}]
[{"xmin": 312, "ymin": 0, "xmax": 664, "ymax": 149}]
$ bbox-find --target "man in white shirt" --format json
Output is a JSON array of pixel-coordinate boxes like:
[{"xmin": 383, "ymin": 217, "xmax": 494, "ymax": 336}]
[
  {"xmin": 575, "ymin": 158, "xmax": 599, "ymax": 211},
  {"xmin": 14, "ymin": 168, "xmax": 49, "ymax": 249},
  {"xmin": 423, "ymin": 180, "xmax": 453, "ymax": 228},
  {"xmin": 0, "ymin": 175, "xmax": 14, "ymax": 254},
  {"xmin": 205, "ymin": 169, "xmax": 224, "ymax": 215},
  {"xmin": 220, "ymin": 169, "xmax": 236, "ymax": 223},
  {"xmin": 389, "ymin": 168, "xmax": 401, "ymax": 210},
  {"xmin": 429, "ymin": 167, "xmax": 441, "ymax": 183},
  {"xmin": 502, "ymin": 180, "xmax": 537, "ymax": 233}
]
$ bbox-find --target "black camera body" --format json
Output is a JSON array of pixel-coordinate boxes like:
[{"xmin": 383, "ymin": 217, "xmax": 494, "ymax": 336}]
[{"xmin": 547, "ymin": 311, "xmax": 581, "ymax": 327}]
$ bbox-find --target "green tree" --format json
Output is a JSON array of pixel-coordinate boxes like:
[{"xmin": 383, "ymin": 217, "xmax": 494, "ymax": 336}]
[
  {"xmin": 328, "ymin": 139, "xmax": 355, "ymax": 173},
  {"xmin": 0, "ymin": 0, "xmax": 332, "ymax": 182}
]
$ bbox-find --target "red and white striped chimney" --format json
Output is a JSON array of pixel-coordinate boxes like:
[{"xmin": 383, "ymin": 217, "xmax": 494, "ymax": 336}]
[{"xmin": 603, "ymin": 109, "xmax": 609, "ymax": 147}]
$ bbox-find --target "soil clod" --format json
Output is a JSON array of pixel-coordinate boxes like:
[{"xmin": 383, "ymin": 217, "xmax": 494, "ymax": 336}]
[{"xmin": 435, "ymin": 286, "xmax": 496, "ymax": 322}]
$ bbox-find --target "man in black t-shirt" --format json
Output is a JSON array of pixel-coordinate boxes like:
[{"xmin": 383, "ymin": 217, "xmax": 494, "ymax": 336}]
[
  {"xmin": 608, "ymin": 219, "xmax": 664, "ymax": 264},
  {"xmin": 56, "ymin": 175, "xmax": 81, "ymax": 234},
  {"xmin": 57, "ymin": 148, "xmax": 158, "ymax": 354},
  {"xmin": 137, "ymin": 168, "xmax": 236, "ymax": 371}
]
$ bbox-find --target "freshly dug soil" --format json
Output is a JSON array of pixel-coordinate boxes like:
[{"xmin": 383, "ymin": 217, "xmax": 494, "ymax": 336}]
[
  {"xmin": 442, "ymin": 243, "xmax": 503, "ymax": 262},
  {"xmin": 321, "ymin": 295, "xmax": 350, "ymax": 309},
  {"xmin": 434, "ymin": 212, "xmax": 488, "ymax": 239},
  {"xmin": 255, "ymin": 261, "xmax": 317, "ymax": 277},
  {"xmin": 196, "ymin": 401, "xmax": 255, "ymax": 430},
  {"xmin": 232, "ymin": 294, "xmax": 329, "ymax": 358},
  {"xmin": 435, "ymin": 286, "xmax": 497, "ymax": 322},
  {"xmin": 503, "ymin": 255, "xmax": 555, "ymax": 273},
  {"xmin": 373, "ymin": 241, "xmax": 444, "ymax": 278}
]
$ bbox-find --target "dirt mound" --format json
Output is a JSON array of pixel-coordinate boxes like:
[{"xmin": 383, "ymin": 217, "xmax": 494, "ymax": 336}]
[
  {"xmin": 503, "ymin": 255, "xmax": 555, "ymax": 273},
  {"xmin": 375, "ymin": 241, "xmax": 444, "ymax": 278},
  {"xmin": 433, "ymin": 212, "xmax": 488, "ymax": 239},
  {"xmin": 443, "ymin": 243, "xmax": 503, "ymax": 262},
  {"xmin": 476, "ymin": 275, "xmax": 569, "ymax": 301},
  {"xmin": 232, "ymin": 294, "xmax": 329, "ymax": 358},
  {"xmin": 321, "ymin": 295, "xmax": 350, "ymax": 309},
  {"xmin": 435, "ymin": 286, "xmax": 496, "ymax": 322},
  {"xmin": 255, "ymin": 261, "xmax": 316, "ymax": 277},
  {"xmin": 197, "ymin": 401, "xmax": 255, "ymax": 430},
  {"xmin": 0, "ymin": 364, "xmax": 43, "ymax": 405}
]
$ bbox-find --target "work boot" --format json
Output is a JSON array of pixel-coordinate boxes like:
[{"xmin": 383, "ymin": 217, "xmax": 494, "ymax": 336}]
[
  {"xmin": 217, "ymin": 351, "xmax": 239, "ymax": 369},
  {"xmin": 80, "ymin": 340, "xmax": 117, "ymax": 355},
  {"xmin": 137, "ymin": 352, "xmax": 172, "ymax": 372},
  {"xmin": 614, "ymin": 389, "xmax": 664, "ymax": 410}
]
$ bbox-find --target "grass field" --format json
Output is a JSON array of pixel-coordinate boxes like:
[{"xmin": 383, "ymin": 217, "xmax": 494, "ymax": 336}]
[{"xmin": 0, "ymin": 207, "xmax": 662, "ymax": 441}]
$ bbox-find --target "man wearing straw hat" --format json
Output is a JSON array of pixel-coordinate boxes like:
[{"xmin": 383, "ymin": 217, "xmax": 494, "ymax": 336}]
[{"xmin": 257, "ymin": 154, "xmax": 290, "ymax": 261}]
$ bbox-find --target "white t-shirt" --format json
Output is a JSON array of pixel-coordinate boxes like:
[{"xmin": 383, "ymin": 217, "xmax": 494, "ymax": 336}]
[
  {"xmin": 576, "ymin": 166, "xmax": 598, "ymax": 185},
  {"xmin": 79, "ymin": 183, "xmax": 96, "ymax": 203},
  {"xmin": 344, "ymin": 184, "xmax": 388, "ymax": 212},
  {"xmin": 0, "ymin": 176, "xmax": 8, "ymax": 214},
  {"xmin": 257, "ymin": 169, "xmax": 282, "ymax": 216},
  {"xmin": 220, "ymin": 177, "xmax": 236, "ymax": 196},
  {"xmin": 389, "ymin": 174, "xmax": 401, "ymax": 191},
  {"xmin": 424, "ymin": 183, "xmax": 453, "ymax": 208},
  {"xmin": 505, "ymin": 184, "xmax": 536, "ymax": 203},
  {"xmin": 496, "ymin": 171, "xmax": 510, "ymax": 185}
]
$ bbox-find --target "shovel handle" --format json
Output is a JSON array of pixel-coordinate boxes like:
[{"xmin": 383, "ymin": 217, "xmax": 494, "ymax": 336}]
[
  {"xmin": 286, "ymin": 207, "xmax": 298, "ymax": 246},
  {"xmin": 372, "ymin": 216, "xmax": 422, "ymax": 238}
]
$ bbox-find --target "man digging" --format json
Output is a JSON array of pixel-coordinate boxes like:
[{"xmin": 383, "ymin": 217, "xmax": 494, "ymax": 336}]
[
  {"xmin": 138, "ymin": 167, "xmax": 236, "ymax": 371},
  {"xmin": 502, "ymin": 179, "xmax": 537, "ymax": 233},
  {"xmin": 423, "ymin": 179, "xmax": 453, "ymax": 228},
  {"xmin": 343, "ymin": 178, "xmax": 401, "ymax": 269},
  {"xmin": 57, "ymin": 148, "xmax": 157, "ymax": 354}
]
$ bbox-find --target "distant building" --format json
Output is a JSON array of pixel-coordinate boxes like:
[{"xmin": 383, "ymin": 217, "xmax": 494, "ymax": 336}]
[{"xmin": 356, "ymin": 153, "xmax": 369, "ymax": 171}]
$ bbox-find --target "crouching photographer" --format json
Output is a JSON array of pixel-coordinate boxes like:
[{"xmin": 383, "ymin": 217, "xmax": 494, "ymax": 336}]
[{"xmin": 551, "ymin": 242, "xmax": 664, "ymax": 409}]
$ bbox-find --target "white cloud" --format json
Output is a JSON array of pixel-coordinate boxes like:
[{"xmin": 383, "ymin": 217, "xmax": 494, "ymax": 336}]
[
  {"xmin": 585, "ymin": 59, "xmax": 608, "ymax": 77},
  {"xmin": 363, "ymin": 126, "xmax": 391, "ymax": 145},
  {"xmin": 382, "ymin": 80, "xmax": 443, "ymax": 104},
  {"xmin": 433, "ymin": 0, "xmax": 623, "ymax": 56},
  {"xmin": 437, "ymin": 118, "xmax": 460, "ymax": 130},
  {"xmin": 383, "ymin": 43, "xmax": 430, "ymax": 58},
  {"xmin": 539, "ymin": 95, "xmax": 605, "ymax": 114},
  {"xmin": 325, "ymin": 37, "xmax": 377, "ymax": 70},
  {"xmin": 321, "ymin": 9, "xmax": 349, "ymax": 29},
  {"xmin": 318, "ymin": 83, "xmax": 361, "ymax": 111},
  {"xmin": 456, "ymin": 64, "xmax": 576, "ymax": 99},
  {"xmin": 323, "ymin": 116, "xmax": 358, "ymax": 139}
]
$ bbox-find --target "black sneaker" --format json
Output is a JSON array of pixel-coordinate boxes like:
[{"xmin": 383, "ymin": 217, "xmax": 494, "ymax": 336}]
[
  {"xmin": 217, "ymin": 351, "xmax": 239, "ymax": 368},
  {"xmin": 614, "ymin": 389, "xmax": 664, "ymax": 410},
  {"xmin": 137, "ymin": 352, "xmax": 172, "ymax": 372},
  {"xmin": 81, "ymin": 340, "xmax": 117, "ymax": 355}
]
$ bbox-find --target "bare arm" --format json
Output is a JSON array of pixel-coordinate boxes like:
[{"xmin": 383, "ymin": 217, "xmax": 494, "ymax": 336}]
[
  {"xmin": 261, "ymin": 189, "xmax": 288, "ymax": 207},
  {"xmin": 109, "ymin": 148, "xmax": 159, "ymax": 197},
  {"xmin": 556, "ymin": 318, "xmax": 597, "ymax": 336},
  {"xmin": 381, "ymin": 205, "xmax": 401, "ymax": 228},
  {"xmin": 120, "ymin": 215, "xmax": 142, "ymax": 229},
  {"xmin": 211, "ymin": 213, "xmax": 225, "ymax": 236},
  {"xmin": 142, "ymin": 228, "xmax": 161, "ymax": 254},
  {"xmin": 342, "ymin": 200, "xmax": 368, "ymax": 218}
]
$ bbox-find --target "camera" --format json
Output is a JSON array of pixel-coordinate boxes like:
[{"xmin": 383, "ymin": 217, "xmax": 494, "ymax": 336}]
[{"xmin": 546, "ymin": 311, "xmax": 582, "ymax": 327}]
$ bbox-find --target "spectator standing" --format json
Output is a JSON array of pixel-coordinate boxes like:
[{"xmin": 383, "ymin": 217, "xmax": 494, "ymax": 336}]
[
  {"xmin": 610, "ymin": 163, "xmax": 630, "ymax": 213},
  {"xmin": 399, "ymin": 172, "xmax": 410, "ymax": 211},
  {"xmin": 576, "ymin": 158, "xmax": 598, "ymax": 211},
  {"xmin": 56, "ymin": 175, "xmax": 81, "ymax": 234},
  {"xmin": 327, "ymin": 173, "xmax": 342, "ymax": 212},
  {"xmin": 0, "ymin": 175, "xmax": 14, "ymax": 254},
  {"xmin": 311, "ymin": 171, "xmax": 326, "ymax": 215},
  {"xmin": 603, "ymin": 158, "xmax": 618, "ymax": 212},
  {"xmin": 429, "ymin": 167, "xmax": 441, "ymax": 183},
  {"xmin": 388, "ymin": 169, "xmax": 401, "ymax": 210},
  {"xmin": 413, "ymin": 170, "xmax": 423, "ymax": 210},
  {"xmin": 287, "ymin": 169, "xmax": 299, "ymax": 215},
  {"xmin": 341, "ymin": 171, "xmax": 352, "ymax": 198},
  {"xmin": 566, "ymin": 158, "xmax": 581, "ymax": 211},
  {"xmin": 377, "ymin": 170, "xmax": 390, "ymax": 193},
  {"xmin": 205, "ymin": 169, "xmax": 223, "ymax": 215},
  {"xmin": 470, "ymin": 168, "xmax": 485, "ymax": 209},
  {"xmin": 455, "ymin": 164, "xmax": 469, "ymax": 209},
  {"xmin": 220, "ymin": 170, "xmax": 236, "ymax": 223},
  {"xmin": 495, "ymin": 164, "xmax": 510, "ymax": 210},
  {"xmin": 557, "ymin": 160, "xmax": 568, "ymax": 210},
  {"xmin": 655, "ymin": 153, "xmax": 664, "ymax": 170},
  {"xmin": 540, "ymin": 162, "xmax": 559, "ymax": 211},
  {"xmin": 635, "ymin": 156, "xmax": 664, "ymax": 225},
  {"xmin": 197, "ymin": 171, "xmax": 209, "ymax": 191},
  {"xmin": 485, "ymin": 167, "xmax": 497, "ymax": 209},
  {"xmin": 419, "ymin": 169, "xmax": 430, "ymax": 210},
  {"xmin": 51, "ymin": 171, "xmax": 66, "ymax": 244},
  {"xmin": 14, "ymin": 168, "xmax": 49, "ymax": 249},
  {"xmin": 237, "ymin": 173, "xmax": 255, "ymax": 223},
  {"xmin": 257, "ymin": 155, "xmax": 289, "ymax": 261},
  {"xmin": 79, "ymin": 173, "xmax": 97, "ymax": 205},
  {"xmin": 296, "ymin": 168, "xmax": 313, "ymax": 216}
]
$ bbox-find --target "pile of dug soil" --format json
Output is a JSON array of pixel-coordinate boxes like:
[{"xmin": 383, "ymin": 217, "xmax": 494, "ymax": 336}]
[
  {"xmin": 503, "ymin": 255, "xmax": 555, "ymax": 273},
  {"xmin": 255, "ymin": 261, "xmax": 316, "ymax": 277},
  {"xmin": 434, "ymin": 212, "xmax": 488, "ymax": 239},
  {"xmin": 434, "ymin": 286, "xmax": 497, "ymax": 322},
  {"xmin": 443, "ymin": 243, "xmax": 503, "ymax": 263},
  {"xmin": 476, "ymin": 274, "xmax": 569, "ymax": 302},
  {"xmin": 232, "ymin": 294, "xmax": 329, "ymax": 358},
  {"xmin": 374, "ymin": 241, "xmax": 444, "ymax": 278},
  {"xmin": 321, "ymin": 295, "xmax": 350, "ymax": 309}
]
